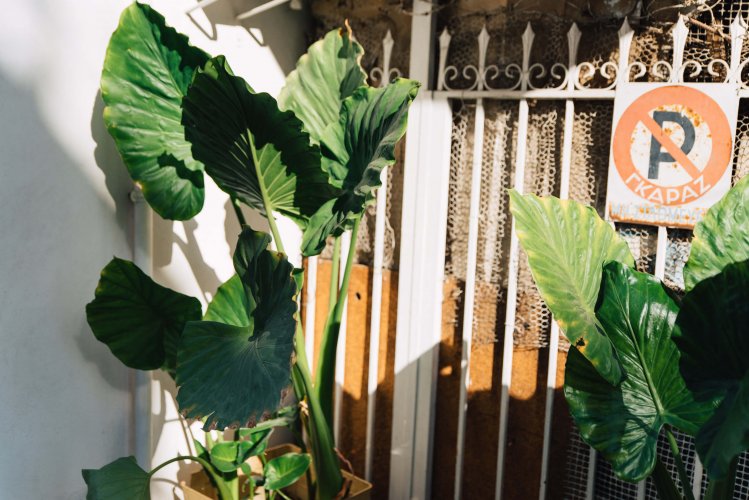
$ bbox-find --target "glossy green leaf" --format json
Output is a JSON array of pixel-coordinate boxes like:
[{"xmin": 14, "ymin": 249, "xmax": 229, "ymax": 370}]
[
  {"xmin": 86, "ymin": 258, "xmax": 202, "ymax": 373},
  {"xmin": 209, "ymin": 428, "xmax": 271, "ymax": 473},
  {"xmin": 278, "ymin": 26, "xmax": 366, "ymax": 143},
  {"xmin": 674, "ymin": 260, "xmax": 749, "ymax": 478},
  {"xmin": 82, "ymin": 456, "xmax": 150, "ymax": 500},
  {"xmin": 101, "ymin": 2, "xmax": 209, "ymax": 220},
  {"xmin": 564, "ymin": 262, "xmax": 715, "ymax": 481},
  {"xmin": 182, "ymin": 56, "xmax": 336, "ymax": 225},
  {"xmin": 510, "ymin": 191, "xmax": 634, "ymax": 385},
  {"xmin": 683, "ymin": 176, "xmax": 749, "ymax": 291},
  {"xmin": 301, "ymin": 79, "xmax": 420, "ymax": 256},
  {"xmin": 176, "ymin": 229, "xmax": 297, "ymax": 430},
  {"xmin": 263, "ymin": 453, "xmax": 311, "ymax": 491},
  {"xmin": 204, "ymin": 275, "xmax": 250, "ymax": 327}
]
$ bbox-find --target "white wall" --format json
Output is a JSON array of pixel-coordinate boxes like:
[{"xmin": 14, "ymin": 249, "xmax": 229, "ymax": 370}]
[{"xmin": 0, "ymin": 0, "xmax": 307, "ymax": 498}]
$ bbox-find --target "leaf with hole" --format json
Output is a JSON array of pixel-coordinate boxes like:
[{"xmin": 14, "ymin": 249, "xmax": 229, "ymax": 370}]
[
  {"xmin": 176, "ymin": 229, "xmax": 297, "ymax": 430},
  {"xmin": 510, "ymin": 191, "xmax": 633, "ymax": 385},
  {"xmin": 674, "ymin": 260, "xmax": 749, "ymax": 478},
  {"xmin": 86, "ymin": 257, "xmax": 202, "ymax": 373},
  {"xmin": 101, "ymin": 2, "xmax": 209, "ymax": 220},
  {"xmin": 564, "ymin": 262, "xmax": 715, "ymax": 481}
]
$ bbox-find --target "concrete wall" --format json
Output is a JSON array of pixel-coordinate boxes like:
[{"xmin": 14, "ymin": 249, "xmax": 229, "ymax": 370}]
[{"xmin": 0, "ymin": 0, "xmax": 307, "ymax": 498}]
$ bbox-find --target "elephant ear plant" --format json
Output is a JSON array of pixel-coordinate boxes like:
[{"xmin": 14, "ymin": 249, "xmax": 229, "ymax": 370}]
[
  {"xmin": 510, "ymin": 174, "xmax": 749, "ymax": 500},
  {"xmin": 83, "ymin": 3, "xmax": 419, "ymax": 499}
]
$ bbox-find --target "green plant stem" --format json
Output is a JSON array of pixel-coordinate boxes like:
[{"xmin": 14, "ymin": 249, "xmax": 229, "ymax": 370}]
[
  {"xmin": 246, "ymin": 129, "xmax": 286, "ymax": 255},
  {"xmin": 231, "ymin": 197, "xmax": 247, "ymax": 227},
  {"xmin": 652, "ymin": 457, "xmax": 683, "ymax": 500},
  {"xmin": 328, "ymin": 237, "xmax": 341, "ymax": 313},
  {"xmin": 705, "ymin": 456, "xmax": 739, "ymax": 500},
  {"xmin": 276, "ymin": 489, "xmax": 293, "ymax": 500},
  {"xmin": 665, "ymin": 427, "xmax": 696, "ymax": 500},
  {"xmin": 149, "ymin": 455, "xmax": 235, "ymax": 500},
  {"xmin": 265, "ymin": 207, "xmax": 343, "ymax": 500},
  {"xmin": 314, "ymin": 216, "xmax": 362, "ymax": 429}
]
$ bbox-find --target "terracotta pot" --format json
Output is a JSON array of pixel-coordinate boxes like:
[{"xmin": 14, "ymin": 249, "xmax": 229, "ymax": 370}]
[{"xmin": 181, "ymin": 444, "xmax": 372, "ymax": 500}]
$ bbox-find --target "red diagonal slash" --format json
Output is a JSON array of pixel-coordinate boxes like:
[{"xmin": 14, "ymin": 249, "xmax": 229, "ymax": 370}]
[{"xmin": 639, "ymin": 113, "xmax": 702, "ymax": 179}]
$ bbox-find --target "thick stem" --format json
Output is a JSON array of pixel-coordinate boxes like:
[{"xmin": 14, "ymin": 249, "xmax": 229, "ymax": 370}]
[
  {"xmin": 245, "ymin": 123, "xmax": 285, "ymax": 255},
  {"xmin": 264, "ymin": 215, "xmax": 341, "ymax": 499},
  {"xmin": 327, "ymin": 237, "xmax": 341, "ymax": 314},
  {"xmin": 231, "ymin": 197, "xmax": 247, "ymax": 227},
  {"xmin": 314, "ymin": 216, "xmax": 361, "ymax": 430},
  {"xmin": 665, "ymin": 427, "xmax": 696, "ymax": 500},
  {"xmin": 705, "ymin": 456, "xmax": 739, "ymax": 500}
]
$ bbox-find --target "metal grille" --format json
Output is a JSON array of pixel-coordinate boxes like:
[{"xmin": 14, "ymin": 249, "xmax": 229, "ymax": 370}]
[
  {"xmin": 594, "ymin": 451, "xmax": 639, "ymax": 500},
  {"xmin": 564, "ymin": 426, "xmax": 592, "ymax": 500},
  {"xmin": 645, "ymin": 430, "xmax": 698, "ymax": 498}
]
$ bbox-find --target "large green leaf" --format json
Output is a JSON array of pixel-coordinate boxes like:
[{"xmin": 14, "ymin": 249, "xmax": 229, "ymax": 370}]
[
  {"xmin": 82, "ymin": 456, "xmax": 150, "ymax": 500},
  {"xmin": 301, "ymin": 79, "xmax": 420, "ymax": 256},
  {"xmin": 674, "ymin": 260, "xmax": 749, "ymax": 478},
  {"xmin": 564, "ymin": 262, "xmax": 715, "ymax": 481},
  {"xmin": 278, "ymin": 26, "xmax": 366, "ymax": 143},
  {"xmin": 176, "ymin": 229, "xmax": 297, "ymax": 430},
  {"xmin": 182, "ymin": 56, "xmax": 336, "ymax": 225},
  {"xmin": 101, "ymin": 2, "xmax": 209, "ymax": 220},
  {"xmin": 263, "ymin": 453, "xmax": 311, "ymax": 491},
  {"xmin": 683, "ymin": 176, "xmax": 749, "ymax": 291},
  {"xmin": 86, "ymin": 257, "xmax": 202, "ymax": 373},
  {"xmin": 510, "ymin": 192, "xmax": 634, "ymax": 385}
]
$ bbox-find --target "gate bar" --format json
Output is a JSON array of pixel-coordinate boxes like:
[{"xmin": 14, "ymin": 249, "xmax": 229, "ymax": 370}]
[
  {"xmin": 364, "ymin": 30, "xmax": 398, "ymax": 482},
  {"xmin": 495, "ymin": 23, "xmax": 535, "ymax": 500},
  {"xmin": 538, "ymin": 22, "xmax": 581, "ymax": 499},
  {"xmin": 453, "ymin": 96, "xmax": 487, "ymax": 499}
]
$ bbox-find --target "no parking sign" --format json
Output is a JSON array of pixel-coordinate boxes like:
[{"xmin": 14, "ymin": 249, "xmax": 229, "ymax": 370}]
[{"xmin": 606, "ymin": 84, "xmax": 739, "ymax": 228}]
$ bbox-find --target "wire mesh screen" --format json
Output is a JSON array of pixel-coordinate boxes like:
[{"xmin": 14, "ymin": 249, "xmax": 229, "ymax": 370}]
[{"xmin": 564, "ymin": 426, "xmax": 592, "ymax": 500}]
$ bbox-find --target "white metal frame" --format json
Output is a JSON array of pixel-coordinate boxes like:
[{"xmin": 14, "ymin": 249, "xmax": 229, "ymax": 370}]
[{"xmin": 405, "ymin": 12, "xmax": 747, "ymax": 500}]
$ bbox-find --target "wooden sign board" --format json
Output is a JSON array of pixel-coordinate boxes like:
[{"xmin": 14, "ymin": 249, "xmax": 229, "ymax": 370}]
[{"xmin": 606, "ymin": 84, "xmax": 739, "ymax": 228}]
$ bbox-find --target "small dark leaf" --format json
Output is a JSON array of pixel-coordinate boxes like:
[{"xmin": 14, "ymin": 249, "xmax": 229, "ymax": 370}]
[
  {"xmin": 82, "ymin": 456, "xmax": 150, "ymax": 500},
  {"xmin": 674, "ymin": 260, "xmax": 749, "ymax": 478}
]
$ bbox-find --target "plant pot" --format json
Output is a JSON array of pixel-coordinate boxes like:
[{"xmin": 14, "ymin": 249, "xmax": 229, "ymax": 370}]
[{"xmin": 181, "ymin": 444, "xmax": 372, "ymax": 500}]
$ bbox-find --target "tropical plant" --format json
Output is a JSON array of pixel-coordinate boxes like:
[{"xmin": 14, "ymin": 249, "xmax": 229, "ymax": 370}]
[
  {"xmin": 510, "ymin": 175, "xmax": 749, "ymax": 500},
  {"xmin": 82, "ymin": 3, "xmax": 418, "ymax": 499}
]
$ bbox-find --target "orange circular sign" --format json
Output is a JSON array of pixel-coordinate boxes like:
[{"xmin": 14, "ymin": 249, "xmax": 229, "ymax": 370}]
[{"xmin": 612, "ymin": 85, "xmax": 732, "ymax": 206}]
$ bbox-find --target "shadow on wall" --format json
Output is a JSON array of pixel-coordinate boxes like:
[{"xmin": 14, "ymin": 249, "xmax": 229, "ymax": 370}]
[
  {"xmin": 0, "ymin": 72, "xmax": 134, "ymax": 497},
  {"xmin": 188, "ymin": 0, "xmax": 310, "ymax": 75}
]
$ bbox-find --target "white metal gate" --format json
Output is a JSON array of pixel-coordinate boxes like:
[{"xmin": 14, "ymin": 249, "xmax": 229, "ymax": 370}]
[{"xmin": 384, "ymin": 3, "xmax": 749, "ymax": 500}]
